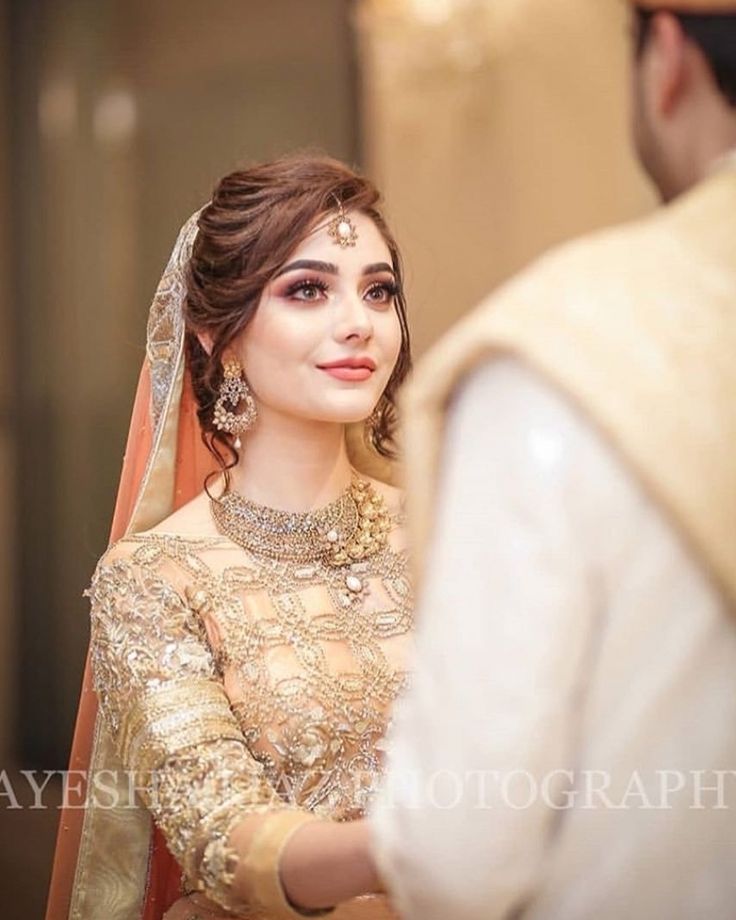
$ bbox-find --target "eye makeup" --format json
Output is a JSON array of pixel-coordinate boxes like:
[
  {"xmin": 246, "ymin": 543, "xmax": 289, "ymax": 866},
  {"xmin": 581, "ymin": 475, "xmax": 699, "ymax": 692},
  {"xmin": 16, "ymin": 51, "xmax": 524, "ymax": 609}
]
[
  {"xmin": 283, "ymin": 277, "xmax": 330, "ymax": 301},
  {"xmin": 279, "ymin": 275, "xmax": 399, "ymax": 305},
  {"xmin": 364, "ymin": 280, "xmax": 399, "ymax": 304}
]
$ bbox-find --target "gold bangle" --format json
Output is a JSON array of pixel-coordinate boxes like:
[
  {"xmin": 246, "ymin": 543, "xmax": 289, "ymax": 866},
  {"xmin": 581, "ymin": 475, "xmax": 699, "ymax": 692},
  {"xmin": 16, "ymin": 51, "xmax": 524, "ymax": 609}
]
[{"xmin": 242, "ymin": 810, "xmax": 336, "ymax": 919}]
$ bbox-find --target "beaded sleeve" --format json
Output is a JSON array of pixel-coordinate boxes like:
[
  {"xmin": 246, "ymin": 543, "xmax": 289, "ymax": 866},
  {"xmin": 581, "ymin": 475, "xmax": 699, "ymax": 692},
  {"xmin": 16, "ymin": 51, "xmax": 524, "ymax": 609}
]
[{"xmin": 86, "ymin": 549, "xmax": 295, "ymax": 913}]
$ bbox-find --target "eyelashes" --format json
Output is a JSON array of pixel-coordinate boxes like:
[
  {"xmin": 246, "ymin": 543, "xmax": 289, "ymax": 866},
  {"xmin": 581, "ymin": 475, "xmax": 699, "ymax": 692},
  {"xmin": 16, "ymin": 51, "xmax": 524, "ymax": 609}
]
[
  {"xmin": 282, "ymin": 276, "xmax": 399, "ymax": 304},
  {"xmin": 368, "ymin": 281, "xmax": 400, "ymax": 301},
  {"xmin": 284, "ymin": 278, "xmax": 330, "ymax": 299}
]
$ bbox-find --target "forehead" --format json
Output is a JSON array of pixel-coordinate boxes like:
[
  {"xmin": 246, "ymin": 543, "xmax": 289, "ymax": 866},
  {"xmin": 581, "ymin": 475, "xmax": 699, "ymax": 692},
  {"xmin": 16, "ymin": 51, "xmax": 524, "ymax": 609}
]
[{"xmin": 286, "ymin": 210, "xmax": 392, "ymax": 270}]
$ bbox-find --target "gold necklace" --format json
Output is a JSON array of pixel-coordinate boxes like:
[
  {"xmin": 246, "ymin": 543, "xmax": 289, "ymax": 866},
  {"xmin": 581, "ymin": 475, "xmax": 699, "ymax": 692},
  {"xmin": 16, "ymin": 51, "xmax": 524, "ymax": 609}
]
[{"xmin": 210, "ymin": 474, "xmax": 391, "ymax": 566}]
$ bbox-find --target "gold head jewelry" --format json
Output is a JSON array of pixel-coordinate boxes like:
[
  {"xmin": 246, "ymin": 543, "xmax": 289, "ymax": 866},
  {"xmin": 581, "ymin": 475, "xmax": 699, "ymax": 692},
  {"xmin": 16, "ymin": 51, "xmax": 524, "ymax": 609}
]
[{"xmin": 328, "ymin": 197, "xmax": 358, "ymax": 248}]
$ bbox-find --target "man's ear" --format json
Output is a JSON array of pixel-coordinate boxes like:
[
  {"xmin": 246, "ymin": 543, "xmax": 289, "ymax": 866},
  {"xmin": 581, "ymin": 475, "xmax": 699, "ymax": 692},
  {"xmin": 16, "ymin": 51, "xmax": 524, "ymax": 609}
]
[
  {"xmin": 197, "ymin": 330, "xmax": 214, "ymax": 356},
  {"xmin": 650, "ymin": 12, "xmax": 689, "ymax": 117}
]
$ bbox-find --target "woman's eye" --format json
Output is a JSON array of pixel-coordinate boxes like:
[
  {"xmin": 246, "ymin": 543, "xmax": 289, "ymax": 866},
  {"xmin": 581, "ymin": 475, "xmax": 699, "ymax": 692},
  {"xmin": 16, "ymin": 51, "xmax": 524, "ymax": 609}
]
[
  {"xmin": 365, "ymin": 282, "xmax": 397, "ymax": 304},
  {"xmin": 286, "ymin": 279, "xmax": 329, "ymax": 301}
]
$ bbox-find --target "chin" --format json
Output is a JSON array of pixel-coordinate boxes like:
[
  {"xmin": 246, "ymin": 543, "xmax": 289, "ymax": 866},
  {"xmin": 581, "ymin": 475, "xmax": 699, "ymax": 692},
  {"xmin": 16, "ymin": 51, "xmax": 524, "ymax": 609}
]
[
  {"xmin": 312, "ymin": 395, "xmax": 379, "ymax": 425},
  {"xmin": 323, "ymin": 408, "xmax": 376, "ymax": 425},
  {"xmin": 323, "ymin": 382, "xmax": 384, "ymax": 405}
]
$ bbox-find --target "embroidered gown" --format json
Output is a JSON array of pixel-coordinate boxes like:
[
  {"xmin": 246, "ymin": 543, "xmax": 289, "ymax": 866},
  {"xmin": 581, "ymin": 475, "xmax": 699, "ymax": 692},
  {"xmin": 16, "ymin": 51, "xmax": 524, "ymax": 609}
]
[{"xmin": 86, "ymin": 488, "xmax": 412, "ymax": 918}]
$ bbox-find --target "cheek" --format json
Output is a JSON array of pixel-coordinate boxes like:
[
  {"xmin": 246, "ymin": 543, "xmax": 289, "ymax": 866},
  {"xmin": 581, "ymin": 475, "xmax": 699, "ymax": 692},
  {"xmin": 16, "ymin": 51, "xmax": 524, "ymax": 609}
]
[
  {"xmin": 378, "ymin": 309, "xmax": 403, "ymax": 372},
  {"xmin": 239, "ymin": 306, "xmax": 315, "ymax": 380}
]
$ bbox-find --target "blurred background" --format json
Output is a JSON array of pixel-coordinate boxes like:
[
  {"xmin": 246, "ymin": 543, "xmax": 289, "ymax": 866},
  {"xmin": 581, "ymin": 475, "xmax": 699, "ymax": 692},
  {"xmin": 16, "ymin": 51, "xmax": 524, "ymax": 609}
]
[{"xmin": 0, "ymin": 0, "xmax": 654, "ymax": 916}]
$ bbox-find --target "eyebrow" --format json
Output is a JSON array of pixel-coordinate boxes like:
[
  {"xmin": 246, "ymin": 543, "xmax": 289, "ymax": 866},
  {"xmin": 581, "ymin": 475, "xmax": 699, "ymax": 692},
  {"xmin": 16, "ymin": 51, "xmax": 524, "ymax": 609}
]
[
  {"xmin": 363, "ymin": 262, "xmax": 395, "ymax": 276},
  {"xmin": 274, "ymin": 259, "xmax": 395, "ymax": 278}
]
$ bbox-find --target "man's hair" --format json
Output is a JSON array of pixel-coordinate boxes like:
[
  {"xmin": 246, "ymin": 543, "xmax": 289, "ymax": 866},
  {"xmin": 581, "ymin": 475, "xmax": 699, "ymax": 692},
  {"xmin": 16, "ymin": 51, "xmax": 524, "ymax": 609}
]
[{"xmin": 635, "ymin": 8, "xmax": 736, "ymax": 108}]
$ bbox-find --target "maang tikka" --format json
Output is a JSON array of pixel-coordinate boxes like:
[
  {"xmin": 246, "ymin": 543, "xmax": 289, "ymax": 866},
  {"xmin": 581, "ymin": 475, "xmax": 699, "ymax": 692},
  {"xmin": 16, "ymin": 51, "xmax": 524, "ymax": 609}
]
[
  {"xmin": 327, "ymin": 197, "xmax": 358, "ymax": 248},
  {"xmin": 213, "ymin": 357, "xmax": 257, "ymax": 448}
]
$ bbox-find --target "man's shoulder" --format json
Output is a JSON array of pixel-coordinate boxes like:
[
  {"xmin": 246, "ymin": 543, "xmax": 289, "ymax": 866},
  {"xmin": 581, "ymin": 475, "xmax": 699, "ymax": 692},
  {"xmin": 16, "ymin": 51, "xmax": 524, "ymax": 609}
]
[
  {"xmin": 425, "ymin": 203, "xmax": 689, "ymax": 370},
  {"xmin": 483, "ymin": 211, "xmax": 664, "ymax": 311},
  {"xmin": 475, "ymin": 170, "xmax": 735, "ymax": 321}
]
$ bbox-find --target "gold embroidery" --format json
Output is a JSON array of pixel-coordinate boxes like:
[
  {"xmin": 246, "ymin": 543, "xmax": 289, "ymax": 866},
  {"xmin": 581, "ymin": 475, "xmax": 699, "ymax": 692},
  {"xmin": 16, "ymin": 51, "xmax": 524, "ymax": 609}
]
[
  {"xmin": 86, "ymin": 509, "xmax": 412, "ymax": 914},
  {"xmin": 119, "ymin": 680, "xmax": 245, "ymax": 779}
]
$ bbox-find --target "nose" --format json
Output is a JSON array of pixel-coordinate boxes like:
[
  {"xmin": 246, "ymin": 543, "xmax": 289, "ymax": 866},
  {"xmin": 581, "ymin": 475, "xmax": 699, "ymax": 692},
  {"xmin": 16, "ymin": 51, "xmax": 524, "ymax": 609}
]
[{"xmin": 333, "ymin": 291, "xmax": 374, "ymax": 344}]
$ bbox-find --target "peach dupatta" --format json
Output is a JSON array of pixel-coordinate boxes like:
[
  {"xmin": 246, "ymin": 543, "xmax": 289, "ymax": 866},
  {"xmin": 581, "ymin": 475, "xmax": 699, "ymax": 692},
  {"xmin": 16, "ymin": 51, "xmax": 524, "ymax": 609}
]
[{"xmin": 45, "ymin": 213, "xmax": 216, "ymax": 920}]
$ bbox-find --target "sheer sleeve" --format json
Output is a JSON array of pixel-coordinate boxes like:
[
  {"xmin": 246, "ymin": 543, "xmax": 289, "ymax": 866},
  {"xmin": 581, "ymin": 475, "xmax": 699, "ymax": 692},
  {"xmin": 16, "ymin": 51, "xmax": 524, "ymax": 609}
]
[{"xmin": 86, "ymin": 541, "xmax": 285, "ymax": 913}]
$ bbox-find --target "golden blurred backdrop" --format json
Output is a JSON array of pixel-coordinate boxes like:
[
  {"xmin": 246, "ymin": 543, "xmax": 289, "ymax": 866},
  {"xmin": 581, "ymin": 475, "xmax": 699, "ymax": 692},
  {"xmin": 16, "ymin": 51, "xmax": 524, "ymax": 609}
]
[{"xmin": 0, "ymin": 1, "xmax": 654, "ymax": 916}]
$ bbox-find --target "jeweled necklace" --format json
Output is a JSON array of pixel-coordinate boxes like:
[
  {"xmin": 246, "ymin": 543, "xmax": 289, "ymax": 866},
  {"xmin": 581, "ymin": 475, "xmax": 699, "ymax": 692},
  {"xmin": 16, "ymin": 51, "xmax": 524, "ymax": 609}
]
[{"xmin": 210, "ymin": 473, "xmax": 390, "ymax": 566}]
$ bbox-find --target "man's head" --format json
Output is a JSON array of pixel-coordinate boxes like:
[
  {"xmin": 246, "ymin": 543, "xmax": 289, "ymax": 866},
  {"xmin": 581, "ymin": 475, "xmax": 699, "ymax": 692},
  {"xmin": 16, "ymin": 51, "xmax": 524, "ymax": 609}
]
[{"xmin": 630, "ymin": 3, "xmax": 736, "ymax": 201}]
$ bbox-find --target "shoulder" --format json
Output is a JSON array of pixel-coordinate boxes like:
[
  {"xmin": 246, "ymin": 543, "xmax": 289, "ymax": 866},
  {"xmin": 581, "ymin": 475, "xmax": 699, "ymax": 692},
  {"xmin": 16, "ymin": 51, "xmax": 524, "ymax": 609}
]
[
  {"xmin": 452, "ymin": 358, "xmax": 595, "ymax": 451},
  {"xmin": 86, "ymin": 536, "xmax": 197, "ymax": 638},
  {"xmin": 141, "ymin": 490, "xmax": 220, "ymax": 538},
  {"xmin": 90, "ymin": 528, "xmax": 201, "ymax": 599},
  {"xmin": 445, "ymin": 358, "xmax": 632, "ymax": 524},
  {"xmin": 416, "ymin": 212, "xmax": 659, "ymax": 384},
  {"xmin": 402, "ymin": 213, "xmax": 665, "ymax": 424},
  {"xmin": 89, "ymin": 495, "xmax": 215, "ymax": 574},
  {"xmin": 474, "ymin": 214, "xmax": 660, "ymax": 319},
  {"xmin": 93, "ymin": 535, "xmax": 144, "ymax": 570},
  {"xmin": 90, "ymin": 536, "xmax": 170, "ymax": 590}
]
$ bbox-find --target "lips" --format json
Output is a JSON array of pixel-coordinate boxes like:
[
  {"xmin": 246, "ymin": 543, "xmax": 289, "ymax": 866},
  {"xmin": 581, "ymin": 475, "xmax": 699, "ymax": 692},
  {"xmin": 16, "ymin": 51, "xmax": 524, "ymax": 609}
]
[
  {"xmin": 318, "ymin": 356, "xmax": 377, "ymax": 371},
  {"xmin": 319, "ymin": 366, "xmax": 375, "ymax": 382},
  {"xmin": 317, "ymin": 356, "xmax": 377, "ymax": 382}
]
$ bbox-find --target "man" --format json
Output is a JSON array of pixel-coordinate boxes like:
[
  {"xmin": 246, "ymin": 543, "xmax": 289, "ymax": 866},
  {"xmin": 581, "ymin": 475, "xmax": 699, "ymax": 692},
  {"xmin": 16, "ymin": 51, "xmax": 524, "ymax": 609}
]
[{"xmin": 369, "ymin": 3, "xmax": 736, "ymax": 919}]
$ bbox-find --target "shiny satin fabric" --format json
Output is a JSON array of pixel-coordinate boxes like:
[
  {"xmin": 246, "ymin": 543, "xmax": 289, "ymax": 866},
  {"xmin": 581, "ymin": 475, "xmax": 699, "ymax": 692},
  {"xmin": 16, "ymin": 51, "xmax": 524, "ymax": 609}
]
[{"xmin": 45, "ymin": 210, "xmax": 398, "ymax": 920}]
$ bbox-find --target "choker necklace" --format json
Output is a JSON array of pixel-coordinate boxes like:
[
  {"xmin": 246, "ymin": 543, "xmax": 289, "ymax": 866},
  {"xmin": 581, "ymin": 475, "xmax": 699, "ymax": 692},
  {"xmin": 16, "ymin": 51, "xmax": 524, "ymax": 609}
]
[{"xmin": 209, "ymin": 474, "xmax": 390, "ymax": 566}]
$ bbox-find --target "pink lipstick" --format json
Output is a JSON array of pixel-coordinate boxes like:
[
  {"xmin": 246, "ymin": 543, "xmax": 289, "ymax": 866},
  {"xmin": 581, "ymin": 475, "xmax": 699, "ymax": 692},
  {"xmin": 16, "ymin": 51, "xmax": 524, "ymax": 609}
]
[{"xmin": 317, "ymin": 355, "xmax": 377, "ymax": 382}]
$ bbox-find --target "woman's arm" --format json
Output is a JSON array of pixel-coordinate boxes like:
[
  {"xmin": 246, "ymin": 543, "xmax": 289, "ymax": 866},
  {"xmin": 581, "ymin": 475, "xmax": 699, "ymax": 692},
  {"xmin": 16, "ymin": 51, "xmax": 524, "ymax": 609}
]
[
  {"xmin": 162, "ymin": 818, "xmax": 381, "ymax": 920},
  {"xmin": 89, "ymin": 548, "xmax": 382, "ymax": 919},
  {"xmin": 244, "ymin": 815, "xmax": 381, "ymax": 912}
]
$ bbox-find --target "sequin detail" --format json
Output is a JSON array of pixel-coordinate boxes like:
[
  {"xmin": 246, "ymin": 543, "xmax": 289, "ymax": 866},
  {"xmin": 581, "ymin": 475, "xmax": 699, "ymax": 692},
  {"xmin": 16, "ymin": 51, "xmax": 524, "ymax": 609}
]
[{"xmin": 86, "ymin": 501, "xmax": 412, "ymax": 914}]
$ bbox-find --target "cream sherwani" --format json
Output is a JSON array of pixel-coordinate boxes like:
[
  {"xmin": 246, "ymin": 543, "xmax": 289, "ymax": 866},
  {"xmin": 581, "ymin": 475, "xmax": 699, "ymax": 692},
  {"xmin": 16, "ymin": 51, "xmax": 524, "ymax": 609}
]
[{"xmin": 370, "ymin": 161, "xmax": 736, "ymax": 920}]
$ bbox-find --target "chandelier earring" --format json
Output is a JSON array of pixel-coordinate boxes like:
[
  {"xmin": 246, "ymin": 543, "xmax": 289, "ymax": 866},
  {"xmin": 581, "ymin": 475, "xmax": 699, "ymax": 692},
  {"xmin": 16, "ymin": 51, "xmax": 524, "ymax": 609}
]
[{"xmin": 213, "ymin": 357, "xmax": 257, "ymax": 449}]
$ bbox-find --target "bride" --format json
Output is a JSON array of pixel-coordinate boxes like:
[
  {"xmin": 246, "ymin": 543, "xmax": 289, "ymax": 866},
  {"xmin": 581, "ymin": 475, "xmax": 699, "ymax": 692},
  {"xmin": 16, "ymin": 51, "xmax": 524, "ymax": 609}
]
[{"xmin": 45, "ymin": 154, "xmax": 413, "ymax": 920}]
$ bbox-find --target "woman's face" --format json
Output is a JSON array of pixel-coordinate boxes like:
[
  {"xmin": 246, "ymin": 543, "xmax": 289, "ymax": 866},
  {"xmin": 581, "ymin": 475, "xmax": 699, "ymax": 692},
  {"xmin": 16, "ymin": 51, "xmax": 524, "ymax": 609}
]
[{"xmin": 233, "ymin": 210, "xmax": 402, "ymax": 427}]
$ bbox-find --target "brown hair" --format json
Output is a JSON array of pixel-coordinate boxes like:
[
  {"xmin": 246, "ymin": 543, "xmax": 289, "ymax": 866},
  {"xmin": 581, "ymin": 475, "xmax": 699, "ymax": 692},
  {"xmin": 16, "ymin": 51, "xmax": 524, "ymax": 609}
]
[{"xmin": 184, "ymin": 152, "xmax": 412, "ymax": 489}]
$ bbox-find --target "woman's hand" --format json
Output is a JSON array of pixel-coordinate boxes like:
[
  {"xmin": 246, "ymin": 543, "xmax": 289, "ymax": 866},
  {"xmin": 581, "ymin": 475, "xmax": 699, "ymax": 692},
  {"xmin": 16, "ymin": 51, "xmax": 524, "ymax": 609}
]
[
  {"xmin": 162, "ymin": 892, "xmax": 236, "ymax": 920},
  {"xmin": 279, "ymin": 817, "xmax": 383, "ymax": 911}
]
